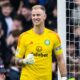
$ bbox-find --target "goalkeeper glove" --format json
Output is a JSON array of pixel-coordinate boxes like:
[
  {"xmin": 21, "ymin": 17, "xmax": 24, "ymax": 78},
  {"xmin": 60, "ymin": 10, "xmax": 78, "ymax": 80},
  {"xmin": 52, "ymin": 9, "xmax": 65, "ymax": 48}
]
[{"xmin": 22, "ymin": 54, "xmax": 35, "ymax": 64}]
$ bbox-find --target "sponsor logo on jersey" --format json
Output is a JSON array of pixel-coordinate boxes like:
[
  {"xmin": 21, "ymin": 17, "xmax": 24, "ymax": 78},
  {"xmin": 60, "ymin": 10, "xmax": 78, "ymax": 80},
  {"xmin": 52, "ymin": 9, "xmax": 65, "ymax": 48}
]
[
  {"xmin": 34, "ymin": 52, "xmax": 48, "ymax": 57},
  {"xmin": 33, "ymin": 46, "xmax": 48, "ymax": 57},
  {"xmin": 44, "ymin": 40, "xmax": 50, "ymax": 45},
  {"xmin": 36, "ymin": 46, "xmax": 42, "ymax": 52}
]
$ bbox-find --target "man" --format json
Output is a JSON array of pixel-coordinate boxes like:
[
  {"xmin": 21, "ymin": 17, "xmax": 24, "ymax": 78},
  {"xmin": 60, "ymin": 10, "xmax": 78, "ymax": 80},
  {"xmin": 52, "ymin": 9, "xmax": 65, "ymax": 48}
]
[
  {"xmin": 15, "ymin": 5, "xmax": 67, "ymax": 80},
  {"xmin": 20, "ymin": 5, "xmax": 32, "ymax": 31},
  {"xmin": 0, "ymin": 3, "xmax": 13, "ymax": 37}
]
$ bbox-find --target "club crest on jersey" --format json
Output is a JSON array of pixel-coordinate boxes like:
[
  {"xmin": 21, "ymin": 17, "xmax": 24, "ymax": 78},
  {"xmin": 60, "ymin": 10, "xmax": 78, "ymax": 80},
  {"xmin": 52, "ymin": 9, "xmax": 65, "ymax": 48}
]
[{"xmin": 44, "ymin": 40, "xmax": 50, "ymax": 45}]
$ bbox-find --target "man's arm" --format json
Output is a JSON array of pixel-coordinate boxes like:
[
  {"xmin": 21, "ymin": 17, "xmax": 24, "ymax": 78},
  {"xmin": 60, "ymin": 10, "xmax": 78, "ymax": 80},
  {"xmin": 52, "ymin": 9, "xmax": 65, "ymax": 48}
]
[
  {"xmin": 14, "ymin": 57, "xmax": 23, "ymax": 66},
  {"xmin": 15, "ymin": 54, "xmax": 35, "ymax": 66},
  {"xmin": 56, "ymin": 53, "xmax": 67, "ymax": 79}
]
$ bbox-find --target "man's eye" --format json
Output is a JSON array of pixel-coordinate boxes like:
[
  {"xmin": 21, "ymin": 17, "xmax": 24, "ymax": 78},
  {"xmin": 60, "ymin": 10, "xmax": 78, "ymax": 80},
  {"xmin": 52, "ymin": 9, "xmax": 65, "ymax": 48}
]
[
  {"xmin": 32, "ymin": 14, "xmax": 35, "ymax": 16},
  {"xmin": 37, "ymin": 14, "xmax": 40, "ymax": 16},
  {"xmin": 32, "ymin": 14, "xmax": 40, "ymax": 17}
]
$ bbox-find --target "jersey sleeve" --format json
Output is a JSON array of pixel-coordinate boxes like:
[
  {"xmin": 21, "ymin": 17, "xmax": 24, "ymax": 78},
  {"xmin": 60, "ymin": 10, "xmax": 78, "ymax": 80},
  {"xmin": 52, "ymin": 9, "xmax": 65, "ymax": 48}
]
[
  {"xmin": 53, "ymin": 34, "xmax": 63, "ymax": 56},
  {"xmin": 15, "ymin": 33, "xmax": 26, "ymax": 58}
]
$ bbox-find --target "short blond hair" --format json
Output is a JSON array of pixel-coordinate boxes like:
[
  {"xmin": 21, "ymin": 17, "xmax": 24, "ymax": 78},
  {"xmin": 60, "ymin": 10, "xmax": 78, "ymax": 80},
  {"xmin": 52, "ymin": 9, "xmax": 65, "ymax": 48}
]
[{"xmin": 32, "ymin": 5, "xmax": 46, "ymax": 12}]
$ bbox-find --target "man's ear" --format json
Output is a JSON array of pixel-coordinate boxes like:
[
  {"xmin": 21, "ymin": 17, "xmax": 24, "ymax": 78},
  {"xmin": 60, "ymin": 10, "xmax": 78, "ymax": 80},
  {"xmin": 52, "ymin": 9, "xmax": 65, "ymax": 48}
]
[{"xmin": 44, "ymin": 14, "xmax": 47, "ymax": 20}]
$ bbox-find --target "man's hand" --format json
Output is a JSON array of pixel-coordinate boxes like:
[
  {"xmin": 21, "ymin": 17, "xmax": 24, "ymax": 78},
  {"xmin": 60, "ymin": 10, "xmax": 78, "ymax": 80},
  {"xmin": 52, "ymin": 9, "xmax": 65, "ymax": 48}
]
[{"xmin": 22, "ymin": 54, "xmax": 35, "ymax": 64}]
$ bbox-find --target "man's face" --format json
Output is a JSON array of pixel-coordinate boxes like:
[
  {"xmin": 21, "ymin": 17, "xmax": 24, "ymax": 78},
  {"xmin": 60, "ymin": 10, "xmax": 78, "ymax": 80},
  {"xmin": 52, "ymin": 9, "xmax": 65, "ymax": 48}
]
[
  {"xmin": 31, "ymin": 9, "xmax": 46, "ymax": 26},
  {"xmin": 75, "ymin": 0, "xmax": 80, "ymax": 6},
  {"xmin": 12, "ymin": 20, "xmax": 22, "ymax": 31},
  {"xmin": 0, "ymin": 73, "xmax": 5, "ymax": 80},
  {"xmin": 67, "ymin": 44, "xmax": 75, "ymax": 55},
  {"xmin": 21, "ymin": 7, "xmax": 31, "ymax": 17},
  {"xmin": 52, "ymin": 8, "xmax": 57, "ymax": 17},
  {"xmin": 1, "ymin": 6, "xmax": 12, "ymax": 17}
]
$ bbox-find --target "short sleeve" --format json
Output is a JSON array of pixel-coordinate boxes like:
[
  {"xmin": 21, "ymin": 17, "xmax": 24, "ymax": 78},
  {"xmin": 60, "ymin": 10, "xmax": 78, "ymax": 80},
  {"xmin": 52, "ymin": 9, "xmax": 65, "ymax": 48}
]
[{"xmin": 53, "ymin": 34, "xmax": 63, "ymax": 56}]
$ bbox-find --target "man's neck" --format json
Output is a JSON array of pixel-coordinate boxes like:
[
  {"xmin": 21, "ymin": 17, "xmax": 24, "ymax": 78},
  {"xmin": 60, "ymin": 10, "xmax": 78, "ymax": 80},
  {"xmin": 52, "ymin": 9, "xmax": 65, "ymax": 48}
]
[{"xmin": 33, "ymin": 24, "xmax": 45, "ymax": 34}]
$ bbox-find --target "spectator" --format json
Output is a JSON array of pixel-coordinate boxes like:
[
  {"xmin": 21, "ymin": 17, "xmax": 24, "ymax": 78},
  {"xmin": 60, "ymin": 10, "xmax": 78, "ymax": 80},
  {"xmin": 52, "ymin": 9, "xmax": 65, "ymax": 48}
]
[
  {"xmin": 71, "ymin": 6, "xmax": 80, "ymax": 25},
  {"xmin": 67, "ymin": 41, "xmax": 80, "ymax": 79},
  {"xmin": 74, "ymin": 0, "xmax": 80, "ymax": 6},
  {"xmin": 71, "ymin": 0, "xmax": 80, "ymax": 25},
  {"xmin": 9, "ymin": 0, "xmax": 22, "ymax": 14},
  {"xmin": 46, "ymin": 6, "xmax": 57, "ymax": 31},
  {"xmin": 67, "ymin": 41, "xmax": 79, "ymax": 64},
  {"xmin": 0, "ymin": 3, "xmax": 13, "ymax": 37},
  {"xmin": 20, "ymin": 5, "xmax": 32, "ymax": 31},
  {"xmin": 73, "ymin": 26, "xmax": 80, "ymax": 37},
  {"xmin": 5, "ymin": 15, "xmax": 26, "ymax": 69},
  {"xmin": 7, "ymin": 56, "xmax": 20, "ymax": 80},
  {"xmin": 23, "ymin": 0, "xmax": 39, "ymax": 8},
  {"xmin": 6, "ymin": 30, "xmax": 21, "ymax": 80},
  {"xmin": 45, "ymin": 0, "xmax": 57, "ymax": 18},
  {"xmin": 9, "ymin": 0, "xmax": 39, "ymax": 15},
  {"xmin": 0, "ymin": 21, "xmax": 6, "ymax": 67},
  {"xmin": 73, "ymin": 26, "xmax": 80, "ymax": 57},
  {"xmin": 12, "ymin": 15, "xmax": 25, "ymax": 32},
  {"xmin": 5, "ymin": 29, "xmax": 22, "ymax": 69}
]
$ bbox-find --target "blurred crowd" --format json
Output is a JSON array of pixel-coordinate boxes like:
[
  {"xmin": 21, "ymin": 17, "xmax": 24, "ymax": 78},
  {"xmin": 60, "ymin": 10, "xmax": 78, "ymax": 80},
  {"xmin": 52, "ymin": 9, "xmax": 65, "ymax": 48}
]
[
  {"xmin": 0, "ymin": 0, "xmax": 57, "ymax": 80},
  {"xmin": 66, "ymin": 0, "xmax": 80, "ymax": 80}
]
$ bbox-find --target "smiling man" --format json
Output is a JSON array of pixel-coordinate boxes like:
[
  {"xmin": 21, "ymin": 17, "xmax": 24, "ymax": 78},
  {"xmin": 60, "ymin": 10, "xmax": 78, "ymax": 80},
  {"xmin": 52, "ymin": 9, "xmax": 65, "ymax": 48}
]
[{"xmin": 15, "ymin": 5, "xmax": 67, "ymax": 80}]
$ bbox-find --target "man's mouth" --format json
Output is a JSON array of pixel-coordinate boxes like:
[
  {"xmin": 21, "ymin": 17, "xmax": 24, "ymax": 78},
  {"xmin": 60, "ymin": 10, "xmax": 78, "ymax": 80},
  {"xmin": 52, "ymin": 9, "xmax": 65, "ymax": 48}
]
[{"xmin": 34, "ymin": 19, "xmax": 40, "ymax": 22}]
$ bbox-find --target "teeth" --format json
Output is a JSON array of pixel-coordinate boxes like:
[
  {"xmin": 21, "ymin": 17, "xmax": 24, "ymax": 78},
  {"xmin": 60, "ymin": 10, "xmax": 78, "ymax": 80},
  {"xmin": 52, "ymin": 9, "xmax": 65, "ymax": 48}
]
[{"xmin": 35, "ymin": 21, "xmax": 39, "ymax": 22}]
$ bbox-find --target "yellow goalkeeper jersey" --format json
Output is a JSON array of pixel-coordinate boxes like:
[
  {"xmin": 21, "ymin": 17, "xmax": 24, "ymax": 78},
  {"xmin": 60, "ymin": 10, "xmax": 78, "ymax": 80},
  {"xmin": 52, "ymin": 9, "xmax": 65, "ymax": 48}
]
[{"xmin": 15, "ymin": 28, "xmax": 63, "ymax": 80}]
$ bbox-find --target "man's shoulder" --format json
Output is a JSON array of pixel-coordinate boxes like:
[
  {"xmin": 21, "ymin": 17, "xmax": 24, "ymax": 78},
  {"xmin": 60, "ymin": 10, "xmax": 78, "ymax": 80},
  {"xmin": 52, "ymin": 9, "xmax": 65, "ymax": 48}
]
[
  {"xmin": 45, "ymin": 28, "xmax": 60, "ymax": 40},
  {"xmin": 45, "ymin": 28, "xmax": 58, "ymax": 35},
  {"xmin": 19, "ymin": 29, "xmax": 32, "ymax": 38}
]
